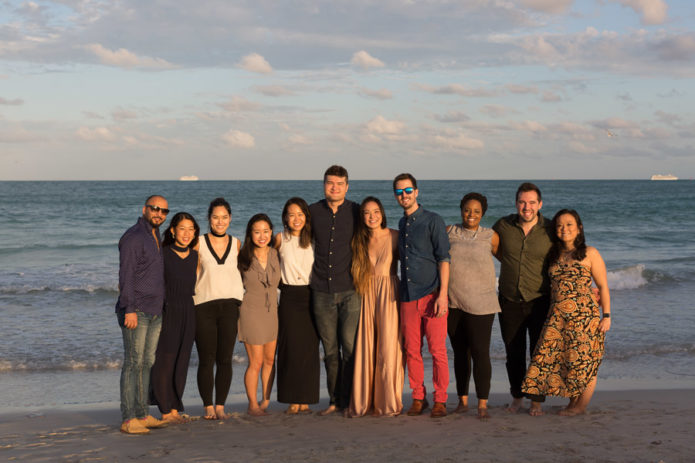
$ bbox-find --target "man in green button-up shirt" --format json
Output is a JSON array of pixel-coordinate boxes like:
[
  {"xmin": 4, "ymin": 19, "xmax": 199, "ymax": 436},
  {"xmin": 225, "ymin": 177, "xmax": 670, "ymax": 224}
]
[{"xmin": 493, "ymin": 182, "xmax": 552, "ymax": 416}]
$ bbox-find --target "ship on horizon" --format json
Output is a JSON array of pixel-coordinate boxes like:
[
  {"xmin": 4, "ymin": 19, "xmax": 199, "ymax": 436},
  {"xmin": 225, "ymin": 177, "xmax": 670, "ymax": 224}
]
[
  {"xmin": 179, "ymin": 175, "xmax": 199, "ymax": 181},
  {"xmin": 650, "ymin": 174, "xmax": 678, "ymax": 181}
]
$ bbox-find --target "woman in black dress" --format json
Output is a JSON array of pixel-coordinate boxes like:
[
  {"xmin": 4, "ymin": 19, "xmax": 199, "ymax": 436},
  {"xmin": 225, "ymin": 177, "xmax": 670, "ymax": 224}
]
[{"xmin": 151, "ymin": 212, "xmax": 200, "ymax": 423}]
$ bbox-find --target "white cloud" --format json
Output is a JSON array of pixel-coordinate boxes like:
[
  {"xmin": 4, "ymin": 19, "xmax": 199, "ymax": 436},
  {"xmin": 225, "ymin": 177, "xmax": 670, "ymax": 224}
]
[
  {"xmin": 416, "ymin": 83, "xmax": 497, "ymax": 97},
  {"xmin": 520, "ymin": 0, "xmax": 574, "ymax": 14},
  {"xmin": 512, "ymin": 120, "xmax": 548, "ymax": 133},
  {"xmin": 84, "ymin": 43, "xmax": 175, "ymax": 69},
  {"xmin": 0, "ymin": 97, "xmax": 24, "ymax": 105},
  {"xmin": 218, "ymin": 96, "xmax": 261, "ymax": 112},
  {"xmin": 541, "ymin": 90, "xmax": 562, "ymax": 102},
  {"xmin": 506, "ymin": 84, "xmax": 539, "ymax": 94},
  {"xmin": 75, "ymin": 126, "xmax": 117, "ymax": 142},
  {"xmin": 222, "ymin": 129, "xmax": 255, "ymax": 148},
  {"xmin": 480, "ymin": 105, "xmax": 512, "ymax": 118},
  {"xmin": 254, "ymin": 85, "xmax": 294, "ymax": 97},
  {"xmin": 359, "ymin": 87, "xmax": 393, "ymax": 100},
  {"xmin": 366, "ymin": 115, "xmax": 404, "ymax": 135},
  {"xmin": 288, "ymin": 134, "xmax": 311, "ymax": 145},
  {"xmin": 434, "ymin": 111, "xmax": 470, "ymax": 123},
  {"xmin": 610, "ymin": 0, "xmax": 668, "ymax": 25},
  {"xmin": 433, "ymin": 130, "xmax": 484, "ymax": 151},
  {"xmin": 238, "ymin": 53, "xmax": 272, "ymax": 74},
  {"xmin": 112, "ymin": 109, "xmax": 138, "ymax": 121},
  {"xmin": 351, "ymin": 50, "xmax": 385, "ymax": 70}
]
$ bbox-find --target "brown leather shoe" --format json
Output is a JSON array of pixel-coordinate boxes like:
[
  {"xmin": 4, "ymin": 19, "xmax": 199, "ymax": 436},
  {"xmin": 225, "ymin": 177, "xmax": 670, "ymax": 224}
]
[
  {"xmin": 407, "ymin": 398, "xmax": 429, "ymax": 416},
  {"xmin": 430, "ymin": 402, "xmax": 447, "ymax": 418}
]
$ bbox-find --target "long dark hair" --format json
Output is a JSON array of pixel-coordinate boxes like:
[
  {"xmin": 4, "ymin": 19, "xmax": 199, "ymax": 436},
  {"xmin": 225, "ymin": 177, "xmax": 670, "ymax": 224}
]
[
  {"xmin": 351, "ymin": 196, "xmax": 387, "ymax": 295},
  {"xmin": 162, "ymin": 212, "xmax": 200, "ymax": 248},
  {"xmin": 207, "ymin": 197, "xmax": 231, "ymax": 231},
  {"xmin": 548, "ymin": 209, "xmax": 587, "ymax": 265},
  {"xmin": 238, "ymin": 213, "xmax": 274, "ymax": 273},
  {"xmin": 282, "ymin": 197, "xmax": 312, "ymax": 249}
]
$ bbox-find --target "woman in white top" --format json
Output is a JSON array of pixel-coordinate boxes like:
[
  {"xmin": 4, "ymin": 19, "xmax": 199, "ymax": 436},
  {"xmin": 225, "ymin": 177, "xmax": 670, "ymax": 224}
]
[
  {"xmin": 193, "ymin": 197, "xmax": 244, "ymax": 421},
  {"xmin": 273, "ymin": 197, "xmax": 320, "ymax": 414}
]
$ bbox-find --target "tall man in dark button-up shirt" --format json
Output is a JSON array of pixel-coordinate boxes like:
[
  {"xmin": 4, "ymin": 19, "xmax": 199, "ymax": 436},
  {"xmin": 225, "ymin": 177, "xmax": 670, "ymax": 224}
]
[
  {"xmin": 309, "ymin": 165, "xmax": 361, "ymax": 415},
  {"xmin": 493, "ymin": 182, "xmax": 552, "ymax": 416},
  {"xmin": 393, "ymin": 173, "xmax": 450, "ymax": 418},
  {"xmin": 115, "ymin": 195, "xmax": 169, "ymax": 434}
]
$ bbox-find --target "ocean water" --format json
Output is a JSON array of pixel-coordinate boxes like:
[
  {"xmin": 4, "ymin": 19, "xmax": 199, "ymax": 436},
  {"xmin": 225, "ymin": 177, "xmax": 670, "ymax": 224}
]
[{"xmin": 1, "ymin": 180, "xmax": 694, "ymax": 411}]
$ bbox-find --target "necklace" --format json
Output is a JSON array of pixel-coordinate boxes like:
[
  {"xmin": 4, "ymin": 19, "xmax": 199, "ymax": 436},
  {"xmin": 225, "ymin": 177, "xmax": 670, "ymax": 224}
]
[
  {"xmin": 210, "ymin": 230, "xmax": 226, "ymax": 238},
  {"xmin": 460, "ymin": 225, "xmax": 479, "ymax": 240},
  {"xmin": 171, "ymin": 244, "xmax": 188, "ymax": 253}
]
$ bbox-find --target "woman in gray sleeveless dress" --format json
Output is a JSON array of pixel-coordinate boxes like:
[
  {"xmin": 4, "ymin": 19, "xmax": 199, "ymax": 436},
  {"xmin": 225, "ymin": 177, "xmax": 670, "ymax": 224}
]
[{"xmin": 447, "ymin": 192, "xmax": 500, "ymax": 419}]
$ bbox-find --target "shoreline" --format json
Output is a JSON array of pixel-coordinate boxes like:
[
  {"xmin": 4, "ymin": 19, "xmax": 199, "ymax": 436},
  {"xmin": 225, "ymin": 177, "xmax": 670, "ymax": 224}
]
[{"xmin": 1, "ymin": 389, "xmax": 693, "ymax": 462}]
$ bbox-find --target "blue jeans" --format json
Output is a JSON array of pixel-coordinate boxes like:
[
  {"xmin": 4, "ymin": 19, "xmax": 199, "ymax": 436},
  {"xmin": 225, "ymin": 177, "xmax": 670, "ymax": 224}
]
[
  {"xmin": 312, "ymin": 289, "xmax": 361, "ymax": 408},
  {"xmin": 118, "ymin": 311, "xmax": 162, "ymax": 421}
]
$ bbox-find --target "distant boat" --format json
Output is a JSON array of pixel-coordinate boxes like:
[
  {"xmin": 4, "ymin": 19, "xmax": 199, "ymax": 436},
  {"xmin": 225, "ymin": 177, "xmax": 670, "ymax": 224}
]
[
  {"xmin": 650, "ymin": 174, "xmax": 678, "ymax": 181},
  {"xmin": 179, "ymin": 175, "xmax": 199, "ymax": 181}
]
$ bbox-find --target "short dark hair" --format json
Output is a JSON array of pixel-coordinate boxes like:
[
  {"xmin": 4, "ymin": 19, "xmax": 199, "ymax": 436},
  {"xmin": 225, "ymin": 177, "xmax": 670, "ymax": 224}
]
[
  {"xmin": 393, "ymin": 173, "xmax": 417, "ymax": 191},
  {"xmin": 207, "ymin": 197, "xmax": 231, "ymax": 220},
  {"xmin": 516, "ymin": 182, "xmax": 542, "ymax": 202},
  {"xmin": 460, "ymin": 192, "xmax": 488, "ymax": 215},
  {"xmin": 324, "ymin": 165, "xmax": 349, "ymax": 183}
]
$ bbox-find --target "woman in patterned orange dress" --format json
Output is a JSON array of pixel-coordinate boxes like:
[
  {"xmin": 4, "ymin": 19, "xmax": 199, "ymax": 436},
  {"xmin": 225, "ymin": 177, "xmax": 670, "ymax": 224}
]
[{"xmin": 521, "ymin": 209, "xmax": 611, "ymax": 416}]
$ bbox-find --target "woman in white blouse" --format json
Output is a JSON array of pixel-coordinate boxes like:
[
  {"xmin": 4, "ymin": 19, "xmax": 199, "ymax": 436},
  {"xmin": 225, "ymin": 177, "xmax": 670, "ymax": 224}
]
[{"xmin": 273, "ymin": 197, "xmax": 320, "ymax": 414}]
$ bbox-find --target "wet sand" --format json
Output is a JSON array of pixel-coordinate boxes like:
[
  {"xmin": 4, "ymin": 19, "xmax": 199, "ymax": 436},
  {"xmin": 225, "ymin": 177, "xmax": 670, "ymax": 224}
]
[{"xmin": 1, "ymin": 389, "xmax": 693, "ymax": 462}]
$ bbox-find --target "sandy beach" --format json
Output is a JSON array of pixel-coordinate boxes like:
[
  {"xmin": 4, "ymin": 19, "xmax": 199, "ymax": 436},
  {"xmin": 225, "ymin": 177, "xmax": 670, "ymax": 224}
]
[{"xmin": 1, "ymin": 389, "xmax": 692, "ymax": 462}]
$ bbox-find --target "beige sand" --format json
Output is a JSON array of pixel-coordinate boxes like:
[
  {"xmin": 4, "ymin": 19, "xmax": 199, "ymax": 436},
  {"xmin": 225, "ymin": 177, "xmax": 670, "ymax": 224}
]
[{"xmin": 1, "ymin": 390, "xmax": 692, "ymax": 462}]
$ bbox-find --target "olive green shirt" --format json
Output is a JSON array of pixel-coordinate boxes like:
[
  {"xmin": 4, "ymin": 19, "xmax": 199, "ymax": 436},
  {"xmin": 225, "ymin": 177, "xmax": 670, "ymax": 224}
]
[{"xmin": 493, "ymin": 213, "xmax": 553, "ymax": 302}]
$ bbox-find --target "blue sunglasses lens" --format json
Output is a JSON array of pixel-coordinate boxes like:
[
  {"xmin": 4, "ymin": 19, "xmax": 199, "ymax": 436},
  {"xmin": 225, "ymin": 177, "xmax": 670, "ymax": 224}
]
[{"xmin": 395, "ymin": 187, "xmax": 414, "ymax": 196}]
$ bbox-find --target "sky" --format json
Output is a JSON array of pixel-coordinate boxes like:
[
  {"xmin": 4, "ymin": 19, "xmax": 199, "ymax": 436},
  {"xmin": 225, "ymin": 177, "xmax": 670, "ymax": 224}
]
[{"xmin": 1, "ymin": 0, "xmax": 694, "ymax": 180}]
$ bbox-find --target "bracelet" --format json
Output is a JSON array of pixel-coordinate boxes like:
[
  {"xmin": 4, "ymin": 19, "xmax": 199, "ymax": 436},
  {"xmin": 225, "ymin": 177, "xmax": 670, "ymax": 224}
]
[{"xmin": 602, "ymin": 313, "xmax": 610, "ymax": 318}]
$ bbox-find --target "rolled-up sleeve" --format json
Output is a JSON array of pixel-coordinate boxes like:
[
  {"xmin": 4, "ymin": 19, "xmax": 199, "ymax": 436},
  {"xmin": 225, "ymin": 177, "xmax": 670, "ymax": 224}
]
[{"xmin": 430, "ymin": 215, "xmax": 450, "ymax": 264}]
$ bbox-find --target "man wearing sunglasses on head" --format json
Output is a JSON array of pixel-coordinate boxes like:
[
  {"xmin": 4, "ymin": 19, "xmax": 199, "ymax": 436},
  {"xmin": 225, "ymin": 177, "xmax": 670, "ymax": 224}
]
[
  {"xmin": 393, "ymin": 173, "xmax": 450, "ymax": 418},
  {"xmin": 115, "ymin": 195, "xmax": 170, "ymax": 434}
]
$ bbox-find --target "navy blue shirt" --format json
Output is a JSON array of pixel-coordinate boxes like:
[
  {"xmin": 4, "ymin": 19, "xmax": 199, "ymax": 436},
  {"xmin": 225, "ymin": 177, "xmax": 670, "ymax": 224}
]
[
  {"xmin": 398, "ymin": 206, "xmax": 450, "ymax": 302},
  {"xmin": 115, "ymin": 216, "xmax": 165, "ymax": 315},
  {"xmin": 309, "ymin": 199, "xmax": 360, "ymax": 294}
]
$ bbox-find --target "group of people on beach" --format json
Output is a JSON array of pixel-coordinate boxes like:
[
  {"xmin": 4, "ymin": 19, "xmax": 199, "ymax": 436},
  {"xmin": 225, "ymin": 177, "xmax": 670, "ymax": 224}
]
[{"xmin": 114, "ymin": 165, "xmax": 611, "ymax": 435}]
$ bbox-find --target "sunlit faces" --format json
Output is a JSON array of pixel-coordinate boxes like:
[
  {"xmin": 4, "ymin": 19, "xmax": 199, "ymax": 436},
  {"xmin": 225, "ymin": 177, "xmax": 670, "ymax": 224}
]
[
  {"xmin": 394, "ymin": 179, "xmax": 418, "ymax": 211},
  {"xmin": 172, "ymin": 219, "xmax": 196, "ymax": 248},
  {"xmin": 461, "ymin": 200, "xmax": 483, "ymax": 230},
  {"xmin": 324, "ymin": 175, "xmax": 348, "ymax": 203},
  {"xmin": 251, "ymin": 220, "xmax": 272, "ymax": 248},
  {"xmin": 516, "ymin": 191, "xmax": 542, "ymax": 224},
  {"xmin": 209, "ymin": 206, "xmax": 231, "ymax": 235},
  {"xmin": 143, "ymin": 196, "xmax": 168, "ymax": 228},
  {"xmin": 362, "ymin": 201, "xmax": 383, "ymax": 230},
  {"xmin": 555, "ymin": 213, "xmax": 581, "ymax": 246},
  {"xmin": 285, "ymin": 204, "xmax": 306, "ymax": 234}
]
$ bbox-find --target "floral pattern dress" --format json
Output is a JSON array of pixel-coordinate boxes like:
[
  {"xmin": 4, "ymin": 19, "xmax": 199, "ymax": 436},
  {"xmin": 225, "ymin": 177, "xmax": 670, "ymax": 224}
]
[{"xmin": 522, "ymin": 261, "xmax": 605, "ymax": 398}]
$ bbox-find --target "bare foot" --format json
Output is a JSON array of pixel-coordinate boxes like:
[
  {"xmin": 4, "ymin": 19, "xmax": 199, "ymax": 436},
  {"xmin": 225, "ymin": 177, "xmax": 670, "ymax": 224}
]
[
  {"xmin": 558, "ymin": 407, "xmax": 585, "ymax": 416},
  {"xmin": 319, "ymin": 405, "xmax": 339, "ymax": 416},
  {"xmin": 260, "ymin": 399, "xmax": 270, "ymax": 411},
  {"xmin": 248, "ymin": 407, "xmax": 270, "ymax": 416},
  {"xmin": 528, "ymin": 403, "xmax": 544, "ymax": 416},
  {"xmin": 203, "ymin": 405, "xmax": 217, "ymax": 420},
  {"xmin": 298, "ymin": 405, "xmax": 312, "ymax": 414},
  {"xmin": 215, "ymin": 405, "xmax": 231, "ymax": 420},
  {"xmin": 477, "ymin": 407, "xmax": 490, "ymax": 420},
  {"xmin": 454, "ymin": 397, "xmax": 469, "ymax": 414},
  {"xmin": 506, "ymin": 397, "xmax": 523, "ymax": 413},
  {"xmin": 162, "ymin": 410, "xmax": 185, "ymax": 424},
  {"xmin": 285, "ymin": 404, "xmax": 300, "ymax": 415}
]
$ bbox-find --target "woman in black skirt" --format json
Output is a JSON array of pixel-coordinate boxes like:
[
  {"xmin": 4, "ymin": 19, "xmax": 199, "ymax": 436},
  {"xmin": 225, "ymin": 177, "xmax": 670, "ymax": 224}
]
[
  {"xmin": 151, "ymin": 212, "xmax": 200, "ymax": 423},
  {"xmin": 273, "ymin": 197, "xmax": 320, "ymax": 414}
]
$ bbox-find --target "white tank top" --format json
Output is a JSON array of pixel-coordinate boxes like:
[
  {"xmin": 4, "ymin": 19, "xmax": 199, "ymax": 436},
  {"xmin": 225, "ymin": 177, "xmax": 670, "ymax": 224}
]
[
  {"xmin": 278, "ymin": 233, "xmax": 314, "ymax": 286},
  {"xmin": 193, "ymin": 234, "xmax": 244, "ymax": 305}
]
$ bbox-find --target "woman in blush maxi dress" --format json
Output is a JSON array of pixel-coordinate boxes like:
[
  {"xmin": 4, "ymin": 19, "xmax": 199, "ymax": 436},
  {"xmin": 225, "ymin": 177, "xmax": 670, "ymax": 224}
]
[{"xmin": 349, "ymin": 197, "xmax": 404, "ymax": 417}]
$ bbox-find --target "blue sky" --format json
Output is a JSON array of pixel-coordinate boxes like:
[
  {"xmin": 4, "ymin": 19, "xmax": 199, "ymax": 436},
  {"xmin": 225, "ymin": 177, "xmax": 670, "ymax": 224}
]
[{"xmin": 1, "ymin": 0, "xmax": 693, "ymax": 180}]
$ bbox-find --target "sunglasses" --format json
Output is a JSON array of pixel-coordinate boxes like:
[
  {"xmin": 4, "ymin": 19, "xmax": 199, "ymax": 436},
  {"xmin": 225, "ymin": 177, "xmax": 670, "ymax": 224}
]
[
  {"xmin": 394, "ymin": 187, "xmax": 415, "ymax": 196},
  {"xmin": 146, "ymin": 204, "xmax": 170, "ymax": 214}
]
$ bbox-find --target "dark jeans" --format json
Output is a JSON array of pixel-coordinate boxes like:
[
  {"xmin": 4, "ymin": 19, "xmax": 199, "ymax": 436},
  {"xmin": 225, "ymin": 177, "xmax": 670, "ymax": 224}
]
[
  {"xmin": 312, "ymin": 289, "xmax": 361, "ymax": 408},
  {"xmin": 194, "ymin": 298, "xmax": 240, "ymax": 407},
  {"xmin": 498, "ymin": 296, "xmax": 549, "ymax": 401},
  {"xmin": 447, "ymin": 310, "xmax": 495, "ymax": 400}
]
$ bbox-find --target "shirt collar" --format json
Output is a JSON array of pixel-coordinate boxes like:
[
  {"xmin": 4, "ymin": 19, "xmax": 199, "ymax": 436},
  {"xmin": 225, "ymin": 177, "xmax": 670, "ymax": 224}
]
[{"xmin": 404, "ymin": 205, "xmax": 423, "ymax": 220}]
